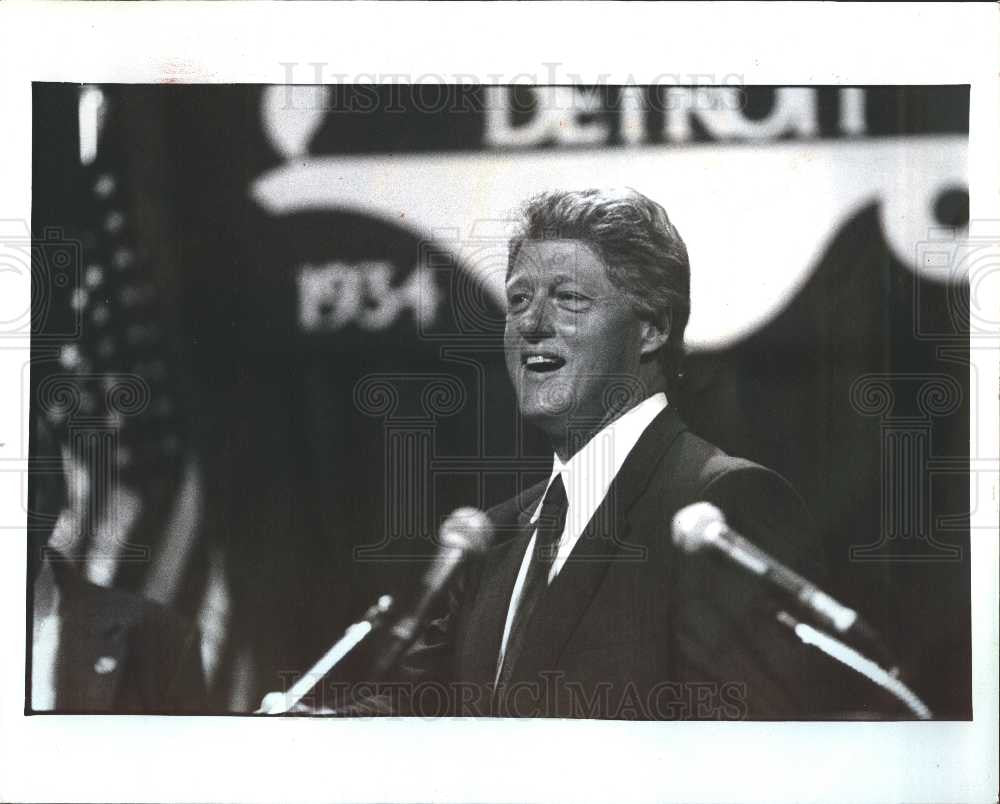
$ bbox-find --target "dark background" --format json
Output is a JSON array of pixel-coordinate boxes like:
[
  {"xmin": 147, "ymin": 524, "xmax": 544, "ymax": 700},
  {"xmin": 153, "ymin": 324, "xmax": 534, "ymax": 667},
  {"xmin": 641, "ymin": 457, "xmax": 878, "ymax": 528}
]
[{"xmin": 30, "ymin": 84, "xmax": 971, "ymax": 717}]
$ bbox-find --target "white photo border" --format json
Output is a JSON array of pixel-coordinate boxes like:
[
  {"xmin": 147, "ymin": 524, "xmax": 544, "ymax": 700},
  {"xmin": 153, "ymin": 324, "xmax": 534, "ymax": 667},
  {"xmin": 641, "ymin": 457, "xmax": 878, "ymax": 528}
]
[{"xmin": 0, "ymin": 3, "xmax": 997, "ymax": 802}]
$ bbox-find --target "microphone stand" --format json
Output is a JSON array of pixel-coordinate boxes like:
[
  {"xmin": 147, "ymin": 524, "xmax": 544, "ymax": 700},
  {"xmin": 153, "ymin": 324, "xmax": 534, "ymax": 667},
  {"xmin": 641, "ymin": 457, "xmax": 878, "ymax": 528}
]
[
  {"xmin": 775, "ymin": 610, "xmax": 932, "ymax": 720},
  {"xmin": 257, "ymin": 595, "xmax": 395, "ymax": 715}
]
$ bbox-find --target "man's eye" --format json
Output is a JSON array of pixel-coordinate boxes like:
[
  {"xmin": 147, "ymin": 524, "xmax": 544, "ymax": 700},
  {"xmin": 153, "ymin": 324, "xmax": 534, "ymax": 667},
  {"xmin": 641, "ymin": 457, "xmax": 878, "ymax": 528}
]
[
  {"xmin": 507, "ymin": 292, "xmax": 530, "ymax": 312},
  {"xmin": 556, "ymin": 291, "xmax": 591, "ymax": 310}
]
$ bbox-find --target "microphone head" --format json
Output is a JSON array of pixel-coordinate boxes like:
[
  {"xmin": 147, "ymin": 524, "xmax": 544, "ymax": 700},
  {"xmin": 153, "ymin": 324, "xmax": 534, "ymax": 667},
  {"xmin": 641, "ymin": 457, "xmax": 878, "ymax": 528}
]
[
  {"xmin": 672, "ymin": 502, "xmax": 727, "ymax": 554},
  {"xmin": 439, "ymin": 507, "xmax": 494, "ymax": 554}
]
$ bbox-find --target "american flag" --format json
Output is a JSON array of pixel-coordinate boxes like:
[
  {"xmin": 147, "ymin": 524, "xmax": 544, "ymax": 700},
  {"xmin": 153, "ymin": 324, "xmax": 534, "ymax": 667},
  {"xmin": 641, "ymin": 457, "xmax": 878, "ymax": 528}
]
[{"xmin": 36, "ymin": 85, "xmax": 242, "ymax": 708}]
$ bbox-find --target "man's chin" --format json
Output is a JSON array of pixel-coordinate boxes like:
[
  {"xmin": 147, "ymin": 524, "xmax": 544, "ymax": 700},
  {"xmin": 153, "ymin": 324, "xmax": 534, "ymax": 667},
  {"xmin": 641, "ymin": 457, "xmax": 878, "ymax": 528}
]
[
  {"xmin": 517, "ymin": 391, "xmax": 602, "ymax": 435},
  {"xmin": 516, "ymin": 386, "xmax": 576, "ymax": 423},
  {"xmin": 519, "ymin": 405, "xmax": 565, "ymax": 429}
]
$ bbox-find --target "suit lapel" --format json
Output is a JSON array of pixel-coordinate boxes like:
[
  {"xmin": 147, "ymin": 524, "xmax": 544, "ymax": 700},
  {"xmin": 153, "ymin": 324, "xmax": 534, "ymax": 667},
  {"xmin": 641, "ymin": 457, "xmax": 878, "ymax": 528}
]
[
  {"xmin": 458, "ymin": 482, "xmax": 547, "ymax": 687},
  {"xmin": 505, "ymin": 406, "xmax": 687, "ymax": 685},
  {"xmin": 459, "ymin": 533, "xmax": 529, "ymax": 685}
]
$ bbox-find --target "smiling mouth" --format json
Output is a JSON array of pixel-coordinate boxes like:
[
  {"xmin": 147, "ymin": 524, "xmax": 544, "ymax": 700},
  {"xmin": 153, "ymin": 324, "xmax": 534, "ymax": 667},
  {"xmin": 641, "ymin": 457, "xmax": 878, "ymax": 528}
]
[{"xmin": 522, "ymin": 354, "xmax": 567, "ymax": 373}]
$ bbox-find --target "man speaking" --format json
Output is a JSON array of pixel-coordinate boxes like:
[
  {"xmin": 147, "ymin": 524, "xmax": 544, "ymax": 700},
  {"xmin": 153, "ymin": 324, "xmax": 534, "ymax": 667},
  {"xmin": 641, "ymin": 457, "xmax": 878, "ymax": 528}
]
[{"xmin": 365, "ymin": 187, "xmax": 830, "ymax": 719}]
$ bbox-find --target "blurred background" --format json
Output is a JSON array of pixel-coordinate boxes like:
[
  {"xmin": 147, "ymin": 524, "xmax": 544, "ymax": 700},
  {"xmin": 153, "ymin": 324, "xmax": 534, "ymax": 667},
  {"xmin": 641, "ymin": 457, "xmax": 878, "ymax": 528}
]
[{"xmin": 28, "ymin": 84, "xmax": 971, "ymax": 716}]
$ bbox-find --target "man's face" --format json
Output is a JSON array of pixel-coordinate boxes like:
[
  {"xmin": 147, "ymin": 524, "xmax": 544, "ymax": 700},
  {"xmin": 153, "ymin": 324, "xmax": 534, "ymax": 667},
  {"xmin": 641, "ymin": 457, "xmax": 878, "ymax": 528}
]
[{"xmin": 504, "ymin": 239, "xmax": 645, "ymax": 437}]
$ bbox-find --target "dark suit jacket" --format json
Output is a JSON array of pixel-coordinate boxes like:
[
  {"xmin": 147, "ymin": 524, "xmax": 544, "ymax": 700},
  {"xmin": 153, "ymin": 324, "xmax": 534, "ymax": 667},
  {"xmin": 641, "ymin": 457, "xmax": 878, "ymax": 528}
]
[
  {"xmin": 35, "ymin": 556, "xmax": 206, "ymax": 714},
  {"xmin": 359, "ymin": 407, "xmax": 833, "ymax": 720}
]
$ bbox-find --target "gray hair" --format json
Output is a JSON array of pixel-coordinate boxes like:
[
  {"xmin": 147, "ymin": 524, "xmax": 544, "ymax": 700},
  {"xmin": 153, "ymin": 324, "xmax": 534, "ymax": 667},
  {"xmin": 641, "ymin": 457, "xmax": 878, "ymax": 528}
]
[{"xmin": 507, "ymin": 187, "xmax": 690, "ymax": 389}]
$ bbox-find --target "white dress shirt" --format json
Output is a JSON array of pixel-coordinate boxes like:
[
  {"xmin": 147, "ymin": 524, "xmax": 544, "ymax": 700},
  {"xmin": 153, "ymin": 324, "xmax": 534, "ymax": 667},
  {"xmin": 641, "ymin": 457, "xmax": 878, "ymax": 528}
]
[{"xmin": 496, "ymin": 392, "xmax": 668, "ymax": 676}]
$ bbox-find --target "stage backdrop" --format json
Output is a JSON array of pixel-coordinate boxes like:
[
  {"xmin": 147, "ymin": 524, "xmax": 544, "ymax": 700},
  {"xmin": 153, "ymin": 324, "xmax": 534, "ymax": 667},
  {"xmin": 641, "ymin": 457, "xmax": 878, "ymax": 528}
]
[{"xmin": 30, "ymin": 84, "xmax": 971, "ymax": 716}]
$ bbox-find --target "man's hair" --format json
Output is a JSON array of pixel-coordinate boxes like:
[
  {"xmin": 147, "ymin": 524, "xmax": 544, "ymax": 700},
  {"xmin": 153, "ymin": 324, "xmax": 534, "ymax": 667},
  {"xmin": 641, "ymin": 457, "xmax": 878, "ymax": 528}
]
[{"xmin": 507, "ymin": 187, "xmax": 691, "ymax": 390}]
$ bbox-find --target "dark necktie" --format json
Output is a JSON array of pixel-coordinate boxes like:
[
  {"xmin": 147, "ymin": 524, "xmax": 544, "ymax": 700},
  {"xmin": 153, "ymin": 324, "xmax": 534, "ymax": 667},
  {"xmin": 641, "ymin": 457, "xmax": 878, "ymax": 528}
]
[{"xmin": 495, "ymin": 473, "xmax": 568, "ymax": 687}]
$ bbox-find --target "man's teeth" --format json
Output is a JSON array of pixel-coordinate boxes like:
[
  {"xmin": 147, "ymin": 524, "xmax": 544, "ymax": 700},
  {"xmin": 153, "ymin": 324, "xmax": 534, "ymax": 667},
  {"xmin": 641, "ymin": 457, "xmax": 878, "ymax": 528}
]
[{"xmin": 524, "ymin": 355, "xmax": 565, "ymax": 371}]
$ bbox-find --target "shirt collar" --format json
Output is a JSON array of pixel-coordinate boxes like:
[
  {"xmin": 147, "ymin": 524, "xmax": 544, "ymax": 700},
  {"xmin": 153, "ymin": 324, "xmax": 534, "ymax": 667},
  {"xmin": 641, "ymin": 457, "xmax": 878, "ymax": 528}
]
[{"xmin": 531, "ymin": 392, "xmax": 668, "ymax": 524}]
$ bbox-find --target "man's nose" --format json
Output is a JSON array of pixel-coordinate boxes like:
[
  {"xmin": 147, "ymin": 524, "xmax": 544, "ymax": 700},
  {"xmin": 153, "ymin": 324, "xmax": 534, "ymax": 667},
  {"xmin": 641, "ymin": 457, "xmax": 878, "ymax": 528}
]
[{"xmin": 516, "ymin": 295, "xmax": 556, "ymax": 339}]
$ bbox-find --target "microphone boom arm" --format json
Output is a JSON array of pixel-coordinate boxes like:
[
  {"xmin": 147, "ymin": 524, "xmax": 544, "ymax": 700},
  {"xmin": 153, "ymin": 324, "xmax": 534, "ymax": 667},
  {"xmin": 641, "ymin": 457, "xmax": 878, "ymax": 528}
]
[{"xmin": 776, "ymin": 610, "xmax": 933, "ymax": 719}]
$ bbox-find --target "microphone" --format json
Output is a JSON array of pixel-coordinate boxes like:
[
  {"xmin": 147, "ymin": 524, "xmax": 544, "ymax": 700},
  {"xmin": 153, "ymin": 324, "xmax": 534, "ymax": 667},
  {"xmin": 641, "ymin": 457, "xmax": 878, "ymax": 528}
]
[
  {"xmin": 371, "ymin": 507, "xmax": 493, "ymax": 678},
  {"xmin": 671, "ymin": 502, "xmax": 887, "ymax": 658}
]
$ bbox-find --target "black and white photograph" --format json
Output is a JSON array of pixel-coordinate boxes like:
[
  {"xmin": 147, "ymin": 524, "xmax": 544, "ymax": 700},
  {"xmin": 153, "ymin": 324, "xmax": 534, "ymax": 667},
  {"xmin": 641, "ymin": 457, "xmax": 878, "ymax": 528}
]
[
  {"xmin": 1, "ymin": 4, "xmax": 997, "ymax": 803},
  {"xmin": 26, "ymin": 82, "xmax": 973, "ymax": 721}
]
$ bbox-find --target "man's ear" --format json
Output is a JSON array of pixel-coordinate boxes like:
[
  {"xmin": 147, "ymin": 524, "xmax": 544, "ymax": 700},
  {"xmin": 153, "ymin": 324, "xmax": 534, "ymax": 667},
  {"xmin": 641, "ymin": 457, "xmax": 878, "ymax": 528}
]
[{"xmin": 639, "ymin": 313, "xmax": 671, "ymax": 357}]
